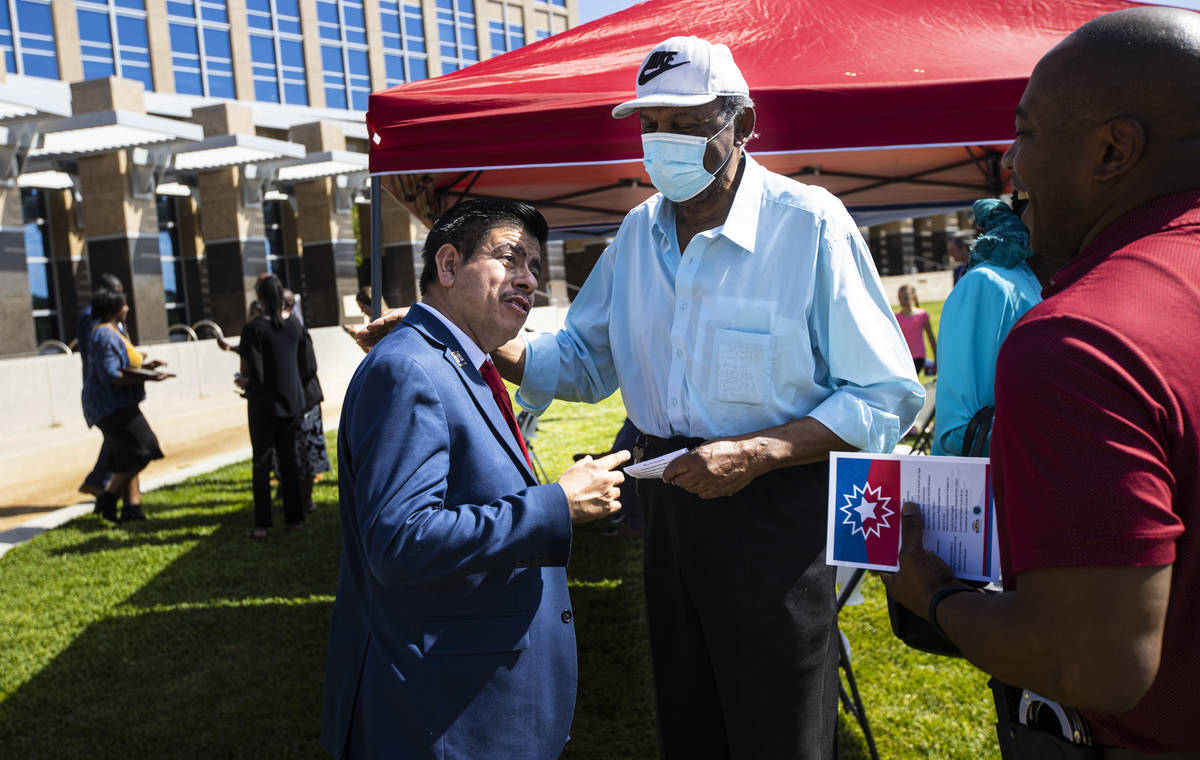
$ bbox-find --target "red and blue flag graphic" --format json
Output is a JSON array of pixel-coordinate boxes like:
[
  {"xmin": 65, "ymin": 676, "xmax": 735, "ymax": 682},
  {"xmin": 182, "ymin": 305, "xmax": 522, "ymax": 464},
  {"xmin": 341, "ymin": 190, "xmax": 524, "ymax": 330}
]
[{"xmin": 830, "ymin": 456, "xmax": 902, "ymax": 568}]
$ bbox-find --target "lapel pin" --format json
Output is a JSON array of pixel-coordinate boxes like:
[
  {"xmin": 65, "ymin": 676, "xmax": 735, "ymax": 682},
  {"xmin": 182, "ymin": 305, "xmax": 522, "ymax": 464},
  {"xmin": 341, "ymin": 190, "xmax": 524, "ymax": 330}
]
[{"xmin": 449, "ymin": 350, "xmax": 466, "ymax": 367}]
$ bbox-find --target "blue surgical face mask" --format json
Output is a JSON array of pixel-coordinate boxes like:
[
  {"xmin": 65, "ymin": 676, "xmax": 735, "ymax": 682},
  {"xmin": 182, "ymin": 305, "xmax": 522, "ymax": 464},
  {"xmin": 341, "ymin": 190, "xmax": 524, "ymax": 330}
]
[{"xmin": 641, "ymin": 118, "xmax": 735, "ymax": 203}]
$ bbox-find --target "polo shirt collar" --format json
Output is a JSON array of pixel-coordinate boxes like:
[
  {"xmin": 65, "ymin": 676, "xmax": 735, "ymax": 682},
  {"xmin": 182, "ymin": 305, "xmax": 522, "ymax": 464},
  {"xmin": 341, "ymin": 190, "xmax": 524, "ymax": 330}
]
[
  {"xmin": 1046, "ymin": 189, "xmax": 1200, "ymax": 297},
  {"xmin": 412, "ymin": 302, "xmax": 488, "ymax": 370},
  {"xmin": 650, "ymin": 151, "xmax": 764, "ymax": 255}
]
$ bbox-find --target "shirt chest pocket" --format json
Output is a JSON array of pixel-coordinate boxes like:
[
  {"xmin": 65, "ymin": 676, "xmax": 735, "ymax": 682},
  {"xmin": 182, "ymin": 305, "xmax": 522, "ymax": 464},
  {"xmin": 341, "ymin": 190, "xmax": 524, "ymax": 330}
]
[{"xmin": 713, "ymin": 329, "xmax": 776, "ymax": 406}]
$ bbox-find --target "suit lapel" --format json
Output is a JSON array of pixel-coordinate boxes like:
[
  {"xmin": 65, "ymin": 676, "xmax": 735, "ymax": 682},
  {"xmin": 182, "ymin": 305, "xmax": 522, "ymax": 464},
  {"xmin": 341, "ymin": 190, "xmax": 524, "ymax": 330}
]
[{"xmin": 404, "ymin": 308, "xmax": 537, "ymax": 486}]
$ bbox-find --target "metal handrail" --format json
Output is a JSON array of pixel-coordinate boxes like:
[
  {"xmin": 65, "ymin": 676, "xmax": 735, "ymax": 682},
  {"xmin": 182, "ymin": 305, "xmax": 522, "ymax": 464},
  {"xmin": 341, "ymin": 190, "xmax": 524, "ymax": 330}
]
[
  {"xmin": 37, "ymin": 339, "xmax": 72, "ymax": 355},
  {"xmin": 191, "ymin": 319, "xmax": 226, "ymax": 341},
  {"xmin": 168, "ymin": 323, "xmax": 198, "ymax": 341}
]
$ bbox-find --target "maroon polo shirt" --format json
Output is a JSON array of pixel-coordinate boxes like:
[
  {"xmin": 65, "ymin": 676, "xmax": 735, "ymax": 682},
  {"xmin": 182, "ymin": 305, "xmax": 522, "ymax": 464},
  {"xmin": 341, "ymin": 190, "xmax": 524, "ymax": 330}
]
[{"xmin": 992, "ymin": 190, "xmax": 1200, "ymax": 753}]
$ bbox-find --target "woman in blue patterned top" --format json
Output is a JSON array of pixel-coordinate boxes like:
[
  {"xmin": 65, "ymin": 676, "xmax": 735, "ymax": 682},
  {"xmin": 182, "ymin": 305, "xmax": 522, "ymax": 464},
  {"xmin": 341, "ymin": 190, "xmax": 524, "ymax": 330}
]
[{"xmin": 81, "ymin": 289, "xmax": 171, "ymax": 522}]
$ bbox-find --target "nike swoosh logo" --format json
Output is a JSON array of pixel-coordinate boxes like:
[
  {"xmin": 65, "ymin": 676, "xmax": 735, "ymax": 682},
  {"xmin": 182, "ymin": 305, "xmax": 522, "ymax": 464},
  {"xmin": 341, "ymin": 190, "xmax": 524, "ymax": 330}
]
[{"xmin": 638, "ymin": 60, "xmax": 689, "ymax": 86}]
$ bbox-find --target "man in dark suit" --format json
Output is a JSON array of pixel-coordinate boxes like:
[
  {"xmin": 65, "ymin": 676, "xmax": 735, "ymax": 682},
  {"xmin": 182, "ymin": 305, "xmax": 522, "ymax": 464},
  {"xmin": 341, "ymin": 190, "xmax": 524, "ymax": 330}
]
[{"xmin": 321, "ymin": 199, "xmax": 628, "ymax": 760}]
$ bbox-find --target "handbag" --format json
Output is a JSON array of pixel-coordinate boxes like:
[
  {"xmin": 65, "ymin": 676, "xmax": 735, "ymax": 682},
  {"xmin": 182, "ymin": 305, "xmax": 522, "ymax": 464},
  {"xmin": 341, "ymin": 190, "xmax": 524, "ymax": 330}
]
[{"xmin": 885, "ymin": 406, "xmax": 996, "ymax": 657}]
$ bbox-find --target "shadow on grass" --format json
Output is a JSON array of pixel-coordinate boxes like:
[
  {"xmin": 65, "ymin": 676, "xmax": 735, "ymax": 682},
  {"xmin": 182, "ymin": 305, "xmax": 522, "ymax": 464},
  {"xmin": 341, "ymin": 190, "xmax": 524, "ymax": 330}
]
[
  {"xmin": 0, "ymin": 493, "xmax": 342, "ymax": 759},
  {"xmin": 0, "ymin": 600, "xmax": 331, "ymax": 759},
  {"xmin": 563, "ymin": 525, "xmax": 883, "ymax": 760}
]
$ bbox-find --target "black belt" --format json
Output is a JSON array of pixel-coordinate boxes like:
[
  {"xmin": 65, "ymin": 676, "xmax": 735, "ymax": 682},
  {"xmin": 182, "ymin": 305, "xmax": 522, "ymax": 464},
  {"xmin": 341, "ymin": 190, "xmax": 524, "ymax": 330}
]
[{"xmin": 633, "ymin": 433, "xmax": 704, "ymax": 463}]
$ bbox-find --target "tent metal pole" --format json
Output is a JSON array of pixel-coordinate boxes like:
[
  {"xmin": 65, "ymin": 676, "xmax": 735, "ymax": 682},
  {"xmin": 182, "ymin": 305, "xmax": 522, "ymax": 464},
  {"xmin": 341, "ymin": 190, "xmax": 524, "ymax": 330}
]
[{"xmin": 370, "ymin": 174, "xmax": 382, "ymax": 320}]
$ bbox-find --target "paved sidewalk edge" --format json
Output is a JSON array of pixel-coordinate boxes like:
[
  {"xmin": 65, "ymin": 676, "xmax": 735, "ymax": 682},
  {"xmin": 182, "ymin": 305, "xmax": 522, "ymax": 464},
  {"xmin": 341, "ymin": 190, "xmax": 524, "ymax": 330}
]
[{"xmin": 0, "ymin": 419, "xmax": 339, "ymax": 560}]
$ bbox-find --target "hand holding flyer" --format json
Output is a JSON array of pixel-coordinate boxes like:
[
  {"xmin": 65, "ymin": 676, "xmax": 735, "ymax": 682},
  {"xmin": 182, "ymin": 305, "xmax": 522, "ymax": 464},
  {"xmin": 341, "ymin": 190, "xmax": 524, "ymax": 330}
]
[{"xmin": 826, "ymin": 452, "xmax": 1000, "ymax": 583}]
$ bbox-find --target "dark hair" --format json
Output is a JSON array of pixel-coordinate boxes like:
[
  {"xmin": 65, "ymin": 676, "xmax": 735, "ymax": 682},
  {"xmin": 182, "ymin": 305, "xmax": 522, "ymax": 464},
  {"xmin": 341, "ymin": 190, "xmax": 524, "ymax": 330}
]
[
  {"xmin": 91, "ymin": 288, "xmax": 127, "ymax": 322},
  {"xmin": 255, "ymin": 273, "xmax": 286, "ymax": 328},
  {"xmin": 356, "ymin": 286, "xmax": 371, "ymax": 309},
  {"xmin": 96, "ymin": 273, "xmax": 123, "ymax": 292},
  {"xmin": 418, "ymin": 198, "xmax": 549, "ymax": 296}
]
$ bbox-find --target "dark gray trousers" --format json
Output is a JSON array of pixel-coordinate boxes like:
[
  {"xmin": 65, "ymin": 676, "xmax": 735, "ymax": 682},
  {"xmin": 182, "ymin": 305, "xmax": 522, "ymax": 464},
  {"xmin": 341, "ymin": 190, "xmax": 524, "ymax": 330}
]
[{"xmin": 638, "ymin": 445, "xmax": 839, "ymax": 760}]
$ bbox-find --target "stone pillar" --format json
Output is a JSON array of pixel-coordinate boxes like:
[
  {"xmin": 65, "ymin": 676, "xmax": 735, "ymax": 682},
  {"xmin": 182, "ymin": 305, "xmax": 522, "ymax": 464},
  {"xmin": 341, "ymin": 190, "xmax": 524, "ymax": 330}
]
[
  {"xmin": 564, "ymin": 239, "xmax": 605, "ymax": 303},
  {"xmin": 929, "ymin": 213, "xmax": 957, "ymax": 269},
  {"xmin": 46, "ymin": 186, "xmax": 89, "ymax": 347},
  {"xmin": 226, "ymin": 0, "xmax": 256, "ymax": 101},
  {"xmin": 913, "ymin": 215, "xmax": 934, "ymax": 273},
  {"xmin": 72, "ymin": 78, "xmax": 169, "ymax": 345},
  {"xmin": 0, "ymin": 184, "xmax": 37, "ymax": 354},
  {"xmin": 174, "ymin": 194, "xmax": 209, "ymax": 321},
  {"xmin": 50, "ymin": 0, "xmax": 82, "ymax": 83},
  {"xmin": 289, "ymin": 122, "xmax": 358, "ymax": 327},
  {"xmin": 420, "ymin": 0, "xmax": 443, "ymax": 77},
  {"xmin": 192, "ymin": 103, "xmax": 271, "ymax": 336},
  {"xmin": 541, "ymin": 239, "xmax": 567, "ymax": 309},
  {"xmin": 379, "ymin": 190, "xmax": 424, "ymax": 308}
]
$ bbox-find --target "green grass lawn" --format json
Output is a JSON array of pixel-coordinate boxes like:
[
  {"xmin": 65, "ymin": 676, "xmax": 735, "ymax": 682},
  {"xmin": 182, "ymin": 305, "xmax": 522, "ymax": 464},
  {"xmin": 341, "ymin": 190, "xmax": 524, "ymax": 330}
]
[{"xmin": 0, "ymin": 351, "xmax": 1001, "ymax": 759}]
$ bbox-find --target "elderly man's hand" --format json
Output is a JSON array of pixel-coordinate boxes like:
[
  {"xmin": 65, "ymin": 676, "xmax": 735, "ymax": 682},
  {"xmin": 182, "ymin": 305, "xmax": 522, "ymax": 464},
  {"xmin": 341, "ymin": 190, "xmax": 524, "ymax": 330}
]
[
  {"xmin": 661, "ymin": 438, "xmax": 766, "ymax": 499},
  {"xmin": 354, "ymin": 307, "xmax": 409, "ymax": 352},
  {"xmin": 878, "ymin": 502, "xmax": 959, "ymax": 619}
]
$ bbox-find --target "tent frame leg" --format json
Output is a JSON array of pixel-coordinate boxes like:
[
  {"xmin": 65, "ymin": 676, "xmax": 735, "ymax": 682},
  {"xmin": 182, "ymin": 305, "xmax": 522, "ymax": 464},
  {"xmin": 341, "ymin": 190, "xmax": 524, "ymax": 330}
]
[{"xmin": 370, "ymin": 175, "xmax": 382, "ymax": 320}]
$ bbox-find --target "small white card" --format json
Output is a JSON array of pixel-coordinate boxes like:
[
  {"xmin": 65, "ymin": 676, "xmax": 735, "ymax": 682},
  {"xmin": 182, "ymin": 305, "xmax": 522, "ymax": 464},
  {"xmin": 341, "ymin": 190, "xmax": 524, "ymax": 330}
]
[
  {"xmin": 624, "ymin": 448, "xmax": 688, "ymax": 479},
  {"xmin": 826, "ymin": 452, "xmax": 1000, "ymax": 583}
]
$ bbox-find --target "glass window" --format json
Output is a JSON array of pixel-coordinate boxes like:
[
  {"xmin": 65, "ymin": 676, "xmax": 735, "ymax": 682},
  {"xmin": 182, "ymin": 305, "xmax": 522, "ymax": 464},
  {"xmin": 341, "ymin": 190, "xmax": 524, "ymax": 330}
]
[
  {"xmin": 318, "ymin": 0, "xmax": 369, "ymax": 111},
  {"xmin": 263, "ymin": 201, "xmax": 293, "ymax": 290},
  {"xmin": 489, "ymin": 4, "xmax": 528, "ymax": 57},
  {"xmin": 1, "ymin": 3, "xmax": 15, "ymax": 73},
  {"xmin": 166, "ymin": 0, "xmax": 234, "ymax": 98},
  {"xmin": 157, "ymin": 195, "xmax": 190, "ymax": 329},
  {"xmin": 76, "ymin": 0, "xmax": 153, "ymax": 90},
  {"xmin": 488, "ymin": 20, "xmax": 503, "ymax": 55},
  {"xmin": 379, "ymin": 0, "xmax": 427, "ymax": 86},
  {"xmin": 3, "ymin": 0, "xmax": 58, "ymax": 78},
  {"xmin": 436, "ymin": 0, "xmax": 477, "ymax": 70},
  {"xmin": 247, "ymin": 1, "xmax": 307, "ymax": 105},
  {"xmin": 22, "ymin": 189, "xmax": 60, "ymax": 344}
]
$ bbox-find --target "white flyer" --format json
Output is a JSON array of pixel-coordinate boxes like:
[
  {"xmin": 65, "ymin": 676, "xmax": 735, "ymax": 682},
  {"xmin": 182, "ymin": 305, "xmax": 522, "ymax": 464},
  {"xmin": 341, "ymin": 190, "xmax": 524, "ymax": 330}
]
[
  {"xmin": 826, "ymin": 451, "xmax": 1000, "ymax": 583},
  {"xmin": 624, "ymin": 448, "xmax": 688, "ymax": 480}
]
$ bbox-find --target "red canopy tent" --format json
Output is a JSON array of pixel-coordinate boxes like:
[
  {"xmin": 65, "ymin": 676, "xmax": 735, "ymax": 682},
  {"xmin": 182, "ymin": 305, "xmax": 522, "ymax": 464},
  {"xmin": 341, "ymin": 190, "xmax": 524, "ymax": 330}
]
[{"xmin": 366, "ymin": 0, "xmax": 1138, "ymax": 234}]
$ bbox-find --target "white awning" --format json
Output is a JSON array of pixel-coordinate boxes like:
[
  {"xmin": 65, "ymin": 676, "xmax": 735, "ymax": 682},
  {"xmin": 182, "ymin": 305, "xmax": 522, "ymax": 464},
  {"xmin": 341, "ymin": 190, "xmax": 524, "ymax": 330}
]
[
  {"xmin": 29, "ymin": 110, "xmax": 203, "ymax": 161},
  {"xmin": 172, "ymin": 133, "xmax": 306, "ymax": 172},
  {"xmin": 276, "ymin": 150, "xmax": 368, "ymax": 182}
]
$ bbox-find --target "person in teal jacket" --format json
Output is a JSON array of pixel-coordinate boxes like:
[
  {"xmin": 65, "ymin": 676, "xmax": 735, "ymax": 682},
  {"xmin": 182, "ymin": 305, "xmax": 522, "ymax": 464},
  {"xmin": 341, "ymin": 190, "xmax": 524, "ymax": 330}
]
[{"xmin": 932, "ymin": 199, "xmax": 1042, "ymax": 456}]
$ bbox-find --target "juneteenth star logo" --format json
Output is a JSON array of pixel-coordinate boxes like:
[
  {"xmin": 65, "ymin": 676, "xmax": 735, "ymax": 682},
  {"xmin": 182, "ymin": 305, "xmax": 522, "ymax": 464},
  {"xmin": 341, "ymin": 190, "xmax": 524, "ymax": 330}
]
[{"xmin": 840, "ymin": 482, "xmax": 894, "ymax": 539}]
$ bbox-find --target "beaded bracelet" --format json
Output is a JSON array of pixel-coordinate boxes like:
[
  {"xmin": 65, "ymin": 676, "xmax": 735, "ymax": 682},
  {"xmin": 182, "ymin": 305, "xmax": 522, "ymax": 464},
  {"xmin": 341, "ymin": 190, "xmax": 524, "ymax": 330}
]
[{"xmin": 927, "ymin": 585, "xmax": 977, "ymax": 640}]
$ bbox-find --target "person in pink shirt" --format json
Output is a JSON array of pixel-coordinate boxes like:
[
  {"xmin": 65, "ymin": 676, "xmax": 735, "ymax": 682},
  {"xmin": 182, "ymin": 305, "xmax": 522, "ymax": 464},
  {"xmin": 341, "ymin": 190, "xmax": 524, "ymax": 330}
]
[{"xmin": 894, "ymin": 284, "xmax": 936, "ymax": 376}]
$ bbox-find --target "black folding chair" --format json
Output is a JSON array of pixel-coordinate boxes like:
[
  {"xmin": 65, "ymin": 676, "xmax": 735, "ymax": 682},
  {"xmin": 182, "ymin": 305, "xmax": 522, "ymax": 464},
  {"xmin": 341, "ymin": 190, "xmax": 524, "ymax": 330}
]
[
  {"xmin": 906, "ymin": 381, "xmax": 937, "ymax": 455},
  {"xmin": 516, "ymin": 410, "xmax": 551, "ymax": 484},
  {"xmin": 837, "ymin": 568, "xmax": 881, "ymax": 760}
]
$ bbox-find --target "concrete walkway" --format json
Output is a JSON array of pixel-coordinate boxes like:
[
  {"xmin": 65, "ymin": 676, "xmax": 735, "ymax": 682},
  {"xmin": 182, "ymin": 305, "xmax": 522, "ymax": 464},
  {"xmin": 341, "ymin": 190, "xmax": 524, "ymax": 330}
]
[{"xmin": 0, "ymin": 396, "xmax": 341, "ymax": 559}]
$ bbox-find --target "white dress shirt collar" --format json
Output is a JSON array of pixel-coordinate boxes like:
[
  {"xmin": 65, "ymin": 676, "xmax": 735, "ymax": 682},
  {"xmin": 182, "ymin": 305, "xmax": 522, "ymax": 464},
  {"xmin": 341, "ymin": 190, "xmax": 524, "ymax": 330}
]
[
  {"xmin": 651, "ymin": 151, "xmax": 765, "ymax": 255},
  {"xmin": 413, "ymin": 302, "xmax": 488, "ymax": 370}
]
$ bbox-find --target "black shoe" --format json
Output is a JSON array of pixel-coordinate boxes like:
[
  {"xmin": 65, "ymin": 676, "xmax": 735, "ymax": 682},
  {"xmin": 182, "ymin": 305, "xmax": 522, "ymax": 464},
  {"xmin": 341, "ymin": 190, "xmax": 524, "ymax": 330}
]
[
  {"xmin": 96, "ymin": 492, "xmax": 119, "ymax": 523},
  {"xmin": 119, "ymin": 505, "xmax": 147, "ymax": 522}
]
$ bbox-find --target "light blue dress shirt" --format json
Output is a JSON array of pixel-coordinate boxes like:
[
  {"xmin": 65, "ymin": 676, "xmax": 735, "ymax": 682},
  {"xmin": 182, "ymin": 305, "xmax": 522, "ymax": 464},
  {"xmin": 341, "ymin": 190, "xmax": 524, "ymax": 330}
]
[
  {"xmin": 932, "ymin": 260, "xmax": 1042, "ymax": 456},
  {"xmin": 517, "ymin": 154, "xmax": 924, "ymax": 453}
]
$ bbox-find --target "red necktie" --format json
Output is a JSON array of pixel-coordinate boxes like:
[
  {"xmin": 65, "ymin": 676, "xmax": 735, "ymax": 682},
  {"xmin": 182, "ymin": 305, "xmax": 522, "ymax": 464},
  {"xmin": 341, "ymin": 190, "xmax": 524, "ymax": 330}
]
[{"xmin": 479, "ymin": 360, "xmax": 532, "ymax": 468}]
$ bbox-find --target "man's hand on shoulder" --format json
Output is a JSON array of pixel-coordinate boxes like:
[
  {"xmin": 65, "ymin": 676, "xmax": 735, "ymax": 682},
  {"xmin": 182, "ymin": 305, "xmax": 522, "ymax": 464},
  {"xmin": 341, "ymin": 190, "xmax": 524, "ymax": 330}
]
[
  {"xmin": 354, "ymin": 306, "xmax": 409, "ymax": 353},
  {"xmin": 557, "ymin": 450, "xmax": 631, "ymax": 524}
]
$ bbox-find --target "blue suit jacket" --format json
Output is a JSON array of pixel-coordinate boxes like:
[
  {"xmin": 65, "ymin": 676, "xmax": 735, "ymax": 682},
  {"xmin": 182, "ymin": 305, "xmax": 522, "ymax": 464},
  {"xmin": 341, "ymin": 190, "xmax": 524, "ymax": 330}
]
[{"xmin": 321, "ymin": 306, "xmax": 576, "ymax": 759}]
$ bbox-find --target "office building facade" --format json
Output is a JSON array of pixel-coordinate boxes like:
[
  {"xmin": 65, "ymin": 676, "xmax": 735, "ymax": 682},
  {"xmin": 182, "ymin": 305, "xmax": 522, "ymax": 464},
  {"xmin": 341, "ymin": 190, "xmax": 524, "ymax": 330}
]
[{"xmin": 0, "ymin": 0, "xmax": 577, "ymax": 356}]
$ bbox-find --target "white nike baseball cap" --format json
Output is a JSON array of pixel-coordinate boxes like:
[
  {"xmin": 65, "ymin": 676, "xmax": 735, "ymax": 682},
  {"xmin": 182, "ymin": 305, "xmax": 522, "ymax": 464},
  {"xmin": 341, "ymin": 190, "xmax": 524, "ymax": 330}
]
[{"xmin": 612, "ymin": 36, "xmax": 750, "ymax": 119}]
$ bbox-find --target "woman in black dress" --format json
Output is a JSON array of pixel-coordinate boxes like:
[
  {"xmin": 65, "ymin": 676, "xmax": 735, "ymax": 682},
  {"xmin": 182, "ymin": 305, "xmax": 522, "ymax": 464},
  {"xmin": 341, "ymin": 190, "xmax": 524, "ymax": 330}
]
[{"xmin": 238, "ymin": 274, "xmax": 310, "ymax": 538}]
